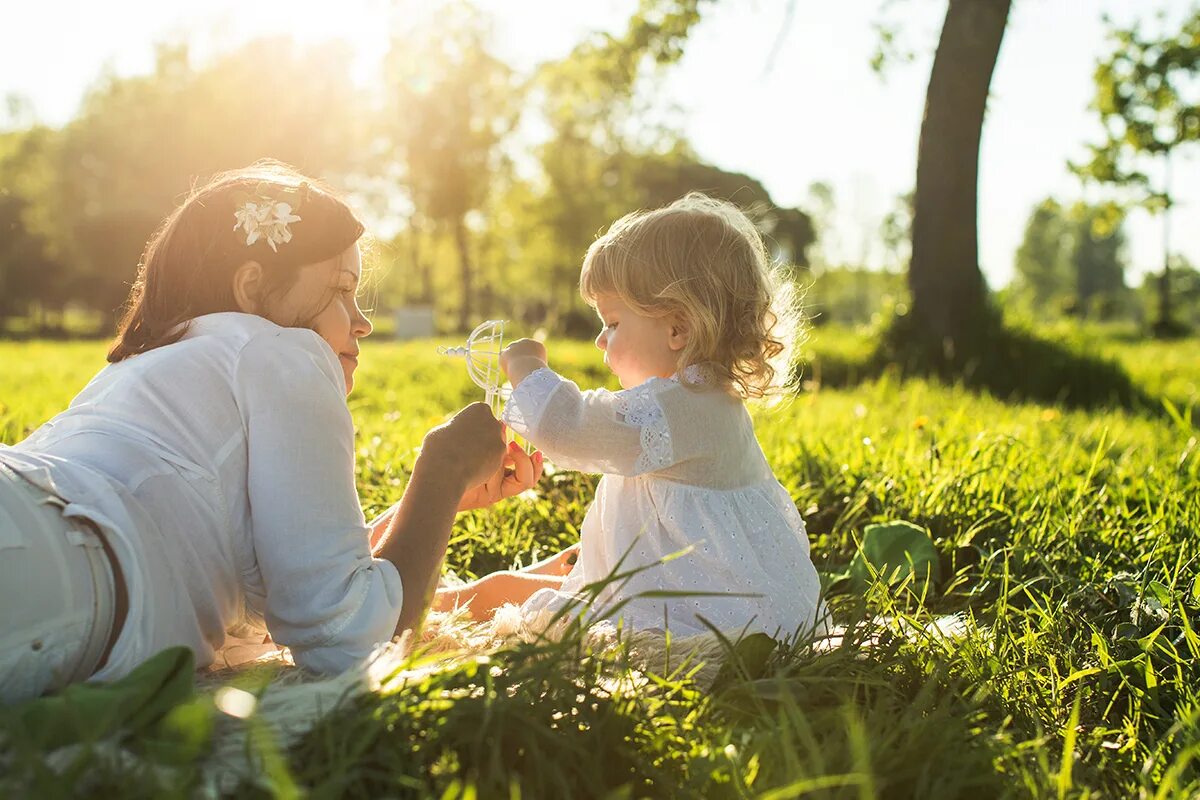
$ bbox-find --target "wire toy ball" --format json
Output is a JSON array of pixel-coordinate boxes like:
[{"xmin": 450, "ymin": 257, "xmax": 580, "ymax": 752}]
[{"xmin": 438, "ymin": 319, "xmax": 533, "ymax": 453}]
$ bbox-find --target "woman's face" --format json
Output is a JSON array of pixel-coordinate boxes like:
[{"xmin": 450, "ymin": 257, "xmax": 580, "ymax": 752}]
[{"xmin": 267, "ymin": 244, "xmax": 372, "ymax": 394}]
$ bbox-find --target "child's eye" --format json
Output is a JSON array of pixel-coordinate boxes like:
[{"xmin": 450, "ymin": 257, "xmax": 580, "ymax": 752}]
[{"xmin": 605, "ymin": 322, "xmax": 618, "ymax": 330}]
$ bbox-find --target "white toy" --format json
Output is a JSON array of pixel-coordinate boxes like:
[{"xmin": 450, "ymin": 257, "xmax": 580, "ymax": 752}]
[{"xmin": 438, "ymin": 319, "xmax": 532, "ymax": 452}]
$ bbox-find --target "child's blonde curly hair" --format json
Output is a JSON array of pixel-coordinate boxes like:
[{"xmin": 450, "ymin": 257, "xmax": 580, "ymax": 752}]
[{"xmin": 580, "ymin": 193, "xmax": 804, "ymax": 400}]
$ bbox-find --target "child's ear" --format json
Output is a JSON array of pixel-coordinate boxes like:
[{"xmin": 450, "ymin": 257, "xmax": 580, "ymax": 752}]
[
  {"xmin": 667, "ymin": 316, "xmax": 690, "ymax": 351},
  {"xmin": 232, "ymin": 261, "xmax": 264, "ymax": 314}
]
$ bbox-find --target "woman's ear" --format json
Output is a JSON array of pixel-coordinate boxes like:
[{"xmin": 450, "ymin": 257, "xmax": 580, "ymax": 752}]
[
  {"xmin": 231, "ymin": 261, "xmax": 264, "ymax": 314},
  {"xmin": 667, "ymin": 316, "xmax": 690, "ymax": 352}
]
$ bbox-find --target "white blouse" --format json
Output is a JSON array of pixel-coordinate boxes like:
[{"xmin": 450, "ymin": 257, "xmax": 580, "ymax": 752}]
[
  {"xmin": 0, "ymin": 312, "xmax": 403, "ymax": 677},
  {"xmin": 501, "ymin": 367, "xmax": 826, "ymax": 640}
]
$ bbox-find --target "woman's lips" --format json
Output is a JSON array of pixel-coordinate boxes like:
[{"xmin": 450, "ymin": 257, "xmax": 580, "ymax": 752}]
[{"xmin": 340, "ymin": 353, "xmax": 359, "ymax": 368}]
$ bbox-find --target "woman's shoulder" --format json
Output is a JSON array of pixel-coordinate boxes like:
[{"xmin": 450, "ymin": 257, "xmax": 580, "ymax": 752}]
[
  {"xmin": 182, "ymin": 312, "xmax": 309, "ymax": 351},
  {"xmin": 235, "ymin": 327, "xmax": 343, "ymax": 397},
  {"xmin": 182, "ymin": 313, "xmax": 341, "ymax": 390}
]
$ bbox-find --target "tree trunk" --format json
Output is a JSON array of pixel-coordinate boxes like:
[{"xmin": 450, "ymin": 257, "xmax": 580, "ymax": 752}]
[
  {"xmin": 908, "ymin": 0, "xmax": 1011, "ymax": 353},
  {"xmin": 454, "ymin": 217, "xmax": 473, "ymax": 331},
  {"xmin": 1154, "ymin": 153, "xmax": 1173, "ymax": 335},
  {"xmin": 409, "ymin": 218, "xmax": 431, "ymax": 304}
]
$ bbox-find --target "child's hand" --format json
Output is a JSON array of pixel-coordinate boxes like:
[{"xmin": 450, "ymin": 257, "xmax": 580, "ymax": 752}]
[{"xmin": 500, "ymin": 338, "xmax": 549, "ymax": 385}]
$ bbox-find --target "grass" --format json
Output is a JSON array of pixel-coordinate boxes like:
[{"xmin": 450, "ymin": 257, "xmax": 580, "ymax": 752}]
[{"xmin": 1, "ymin": 325, "xmax": 1198, "ymax": 797}]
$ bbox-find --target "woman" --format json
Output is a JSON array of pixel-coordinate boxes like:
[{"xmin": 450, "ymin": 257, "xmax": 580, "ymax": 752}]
[{"xmin": 0, "ymin": 161, "xmax": 541, "ymax": 704}]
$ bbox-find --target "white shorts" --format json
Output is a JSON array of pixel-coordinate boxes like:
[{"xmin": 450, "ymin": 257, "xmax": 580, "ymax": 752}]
[{"xmin": 0, "ymin": 463, "xmax": 117, "ymax": 704}]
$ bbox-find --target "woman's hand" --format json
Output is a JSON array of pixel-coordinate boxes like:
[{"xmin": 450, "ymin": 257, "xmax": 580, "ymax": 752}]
[
  {"xmin": 457, "ymin": 441, "xmax": 544, "ymax": 512},
  {"xmin": 500, "ymin": 338, "xmax": 549, "ymax": 386},
  {"xmin": 420, "ymin": 402, "xmax": 508, "ymax": 491}
]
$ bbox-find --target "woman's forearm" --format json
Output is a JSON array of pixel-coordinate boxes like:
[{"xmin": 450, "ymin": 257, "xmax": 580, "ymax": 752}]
[
  {"xmin": 369, "ymin": 504, "xmax": 398, "ymax": 554},
  {"xmin": 377, "ymin": 452, "xmax": 470, "ymax": 635}
]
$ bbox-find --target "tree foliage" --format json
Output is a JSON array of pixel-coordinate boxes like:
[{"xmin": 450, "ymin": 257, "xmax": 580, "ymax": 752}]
[
  {"xmin": 1013, "ymin": 198, "xmax": 1129, "ymax": 319},
  {"xmin": 0, "ymin": 0, "xmax": 816, "ymax": 336},
  {"xmin": 1073, "ymin": 9, "xmax": 1200, "ymax": 334}
]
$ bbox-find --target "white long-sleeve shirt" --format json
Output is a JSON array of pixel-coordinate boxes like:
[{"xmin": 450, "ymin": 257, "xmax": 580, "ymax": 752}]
[
  {"xmin": 0, "ymin": 312, "xmax": 403, "ymax": 677},
  {"xmin": 501, "ymin": 366, "xmax": 826, "ymax": 640}
]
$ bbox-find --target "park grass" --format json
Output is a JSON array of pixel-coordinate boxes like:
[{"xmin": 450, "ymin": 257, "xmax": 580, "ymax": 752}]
[{"xmin": 0, "ymin": 327, "xmax": 1198, "ymax": 797}]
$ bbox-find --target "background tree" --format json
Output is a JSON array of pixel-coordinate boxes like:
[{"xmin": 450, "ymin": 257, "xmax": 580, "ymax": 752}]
[
  {"xmin": 0, "ymin": 126, "xmax": 66, "ymax": 328},
  {"xmin": 384, "ymin": 1, "xmax": 519, "ymax": 330},
  {"xmin": 21, "ymin": 39, "xmax": 368, "ymax": 329},
  {"xmin": 1013, "ymin": 197, "xmax": 1129, "ymax": 318},
  {"xmin": 1069, "ymin": 203, "xmax": 1128, "ymax": 318},
  {"xmin": 1073, "ymin": 9, "xmax": 1200, "ymax": 335},
  {"xmin": 1013, "ymin": 198, "xmax": 1072, "ymax": 312},
  {"xmin": 906, "ymin": 0, "xmax": 1012, "ymax": 356}
]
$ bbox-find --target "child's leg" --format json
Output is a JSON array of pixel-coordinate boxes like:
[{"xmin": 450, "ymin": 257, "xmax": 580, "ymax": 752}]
[
  {"xmin": 433, "ymin": 571, "xmax": 565, "ymax": 621},
  {"xmin": 519, "ymin": 543, "xmax": 580, "ymax": 577}
]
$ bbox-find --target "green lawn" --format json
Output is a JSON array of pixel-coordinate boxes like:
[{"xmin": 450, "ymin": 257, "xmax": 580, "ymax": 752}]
[{"xmin": 1, "ymin": 327, "xmax": 1198, "ymax": 797}]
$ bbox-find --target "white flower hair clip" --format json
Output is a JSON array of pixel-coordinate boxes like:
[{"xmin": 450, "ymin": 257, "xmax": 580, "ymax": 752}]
[{"xmin": 231, "ymin": 183, "xmax": 307, "ymax": 252}]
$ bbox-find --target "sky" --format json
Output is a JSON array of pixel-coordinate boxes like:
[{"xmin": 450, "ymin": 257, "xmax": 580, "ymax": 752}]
[{"xmin": 2, "ymin": 0, "xmax": 1197, "ymax": 289}]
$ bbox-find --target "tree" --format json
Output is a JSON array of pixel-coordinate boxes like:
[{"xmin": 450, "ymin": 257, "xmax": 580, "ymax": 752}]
[
  {"xmin": 1069, "ymin": 203, "xmax": 1127, "ymax": 317},
  {"xmin": 384, "ymin": 1, "xmax": 519, "ymax": 330},
  {"xmin": 879, "ymin": 192, "xmax": 913, "ymax": 273},
  {"xmin": 907, "ymin": 0, "xmax": 1011, "ymax": 356},
  {"xmin": 1073, "ymin": 9, "xmax": 1200, "ymax": 335},
  {"xmin": 0, "ymin": 126, "xmax": 66, "ymax": 328},
  {"xmin": 1012, "ymin": 198, "xmax": 1129, "ymax": 319},
  {"xmin": 629, "ymin": 144, "xmax": 814, "ymax": 266},
  {"xmin": 1013, "ymin": 199, "xmax": 1072, "ymax": 311},
  {"xmin": 23, "ymin": 38, "xmax": 369, "ymax": 327},
  {"xmin": 520, "ymin": 0, "xmax": 714, "ymax": 327}
]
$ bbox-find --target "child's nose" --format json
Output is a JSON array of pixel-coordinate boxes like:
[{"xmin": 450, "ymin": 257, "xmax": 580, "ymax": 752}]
[{"xmin": 594, "ymin": 330, "xmax": 607, "ymax": 351}]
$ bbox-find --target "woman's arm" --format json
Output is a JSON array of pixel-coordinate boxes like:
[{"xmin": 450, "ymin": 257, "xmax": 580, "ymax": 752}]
[
  {"xmin": 375, "ymin": 403, "xmax": 510, "ymax": 635},
  {"xmin": 370, "ymin": 442, "xmax": 544, "ymax": 556},
  {"xmin": 369, "ymin": 507, "xmax": 395, "ymax": 554}
]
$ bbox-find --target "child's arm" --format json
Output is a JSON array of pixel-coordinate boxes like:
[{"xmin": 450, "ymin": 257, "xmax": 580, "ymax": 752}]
[
  {"xmin": 433, "ymin": 571, "xmax": 565, "ymax": 620},
  {"xmin": 498, "ymin": 340, "xmax": 688, "ymax": 478}
]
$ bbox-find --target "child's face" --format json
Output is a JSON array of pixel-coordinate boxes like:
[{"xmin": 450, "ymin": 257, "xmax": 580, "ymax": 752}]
[
  {"xmin": 268, "ymin": 244, "xmax": 372, "ymax": 395},
  {"xmin": 592, "ymin": 294, "xmax": 685, "ymax": 389}
]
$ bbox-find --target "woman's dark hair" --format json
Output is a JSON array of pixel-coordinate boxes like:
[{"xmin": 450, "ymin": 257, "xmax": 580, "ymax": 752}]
[{"xmin": 108, "ymin": 160, "xmax": 365, "ymax": 362}]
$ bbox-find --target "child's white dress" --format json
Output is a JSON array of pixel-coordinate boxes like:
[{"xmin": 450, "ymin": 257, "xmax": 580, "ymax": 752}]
[{"xmin": 501, "ymin": 366, "xmax": 825, "ymax": 640}]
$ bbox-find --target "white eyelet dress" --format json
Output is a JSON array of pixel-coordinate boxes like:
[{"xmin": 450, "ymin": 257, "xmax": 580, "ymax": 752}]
[{"xmin": 501, "ymin": 367, "xmax": 827, "ymax": 641}]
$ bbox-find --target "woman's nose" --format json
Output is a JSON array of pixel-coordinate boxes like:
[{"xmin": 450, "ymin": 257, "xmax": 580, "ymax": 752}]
[{"xmin": 354, "ymin": 308, "xmax": 373, "ymax": 338}]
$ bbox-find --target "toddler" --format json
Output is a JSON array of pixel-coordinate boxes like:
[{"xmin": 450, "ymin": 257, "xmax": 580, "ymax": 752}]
[{"xmin": 468, "ymin": 193, "xmax": 826, "ymax": 641}]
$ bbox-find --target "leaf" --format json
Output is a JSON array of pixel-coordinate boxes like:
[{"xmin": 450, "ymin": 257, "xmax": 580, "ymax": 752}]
[
  {"xmin": 849, "ymin": 520, "xmax": 941, "ymax": 594},
  {"xmin": 709, "ymin": 633, "xmax": 778, "ymax": 694},
  {"xmin": 0, "ymin": 646, "xmax": 196, "ymax": 752}
]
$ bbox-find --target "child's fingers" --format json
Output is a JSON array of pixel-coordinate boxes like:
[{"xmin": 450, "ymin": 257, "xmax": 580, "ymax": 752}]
[{"xmin": 503, "ymin": 445, "xmax": 536, "ymax": 495}]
